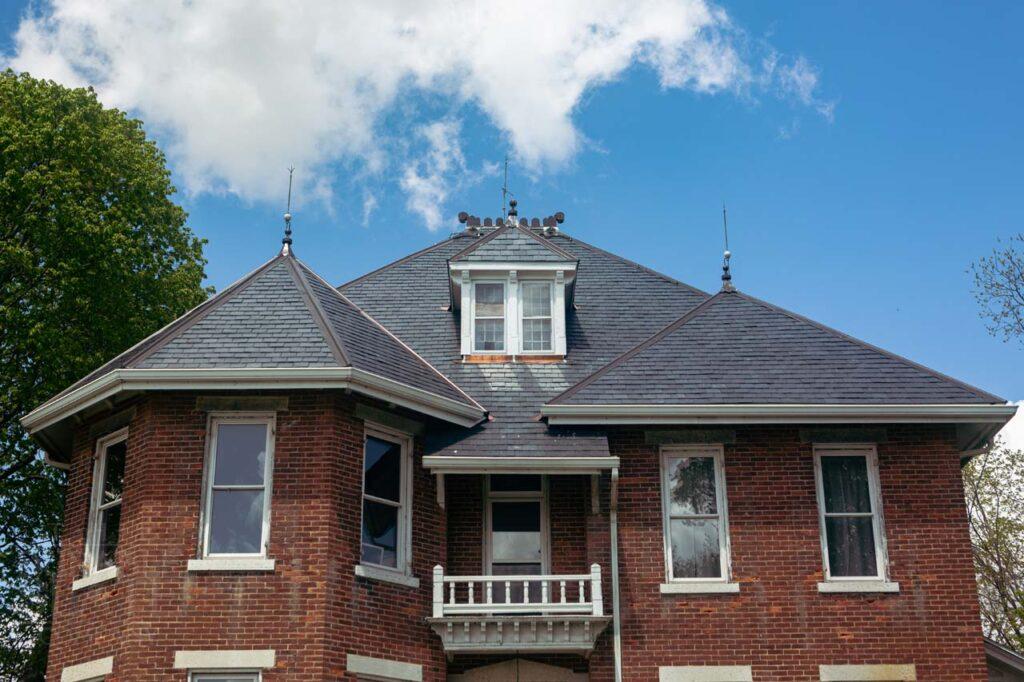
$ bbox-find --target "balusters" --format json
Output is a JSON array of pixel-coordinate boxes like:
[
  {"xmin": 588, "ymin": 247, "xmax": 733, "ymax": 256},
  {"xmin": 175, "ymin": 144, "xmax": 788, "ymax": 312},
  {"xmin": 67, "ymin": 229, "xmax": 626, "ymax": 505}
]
[
  {"xmin": 560, "ymin": 580, "xmax": 567, "ymax": 604},
  {"xmin": 541, "ymin": 579, "xmax": 549, "ymax": 605},
  {"xmin": 468, "ymin": 580, "xmax": 474, "ymax": 604},
  {"xmin": 578, "ymin": 580, "xmax": 585, "ymax": 603},
  {"xmin": 449, "ymin": 580, "xmax": 455, "ymax": 605},
  {"xmin": 486, "ymin": 578, "xmax": 493, "ymax": 604}
]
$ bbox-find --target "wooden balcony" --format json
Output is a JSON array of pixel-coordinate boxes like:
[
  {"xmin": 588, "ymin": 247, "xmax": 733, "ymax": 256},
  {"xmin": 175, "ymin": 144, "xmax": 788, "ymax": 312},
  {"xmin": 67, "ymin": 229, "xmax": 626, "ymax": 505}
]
[{"xmin": 428, "ymin": 564, "xmax": 612, "ymax": 657}]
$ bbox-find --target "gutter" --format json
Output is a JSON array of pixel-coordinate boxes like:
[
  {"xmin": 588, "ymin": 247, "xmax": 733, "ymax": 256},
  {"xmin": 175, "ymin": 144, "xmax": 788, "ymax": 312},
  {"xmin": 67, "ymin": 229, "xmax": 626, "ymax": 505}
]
[{"xmin": 422, "ymin": 455, "xmax": 619, "ymax": 474}]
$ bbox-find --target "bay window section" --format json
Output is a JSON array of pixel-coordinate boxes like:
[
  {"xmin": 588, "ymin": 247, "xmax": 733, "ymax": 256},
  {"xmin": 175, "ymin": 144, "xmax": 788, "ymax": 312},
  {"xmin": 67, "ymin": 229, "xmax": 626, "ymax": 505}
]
[
  {"xmin": 85, "ymin": 429, "xmax": 128, "ymax": 574},
  {"xmin": 814, "ymin": 446, "xmax": 888, "ymax": 581},
  {"xmin": 202, "ymin": 416, "xmax": 274, "ymax": 558},
  {"xmin": 473, "ymin": 282, "xmax": 506, "ymax": 352},
  {"xmin": 520, "ymin": 281, "xmax": 553, "ymax": 352},
  {"xmin": 660, "ymin": 446, "xmax": 732, "ymax": 584},
  {"xmin": 360, "ymin": 425, "xmax": 412, "ymax": 576}
]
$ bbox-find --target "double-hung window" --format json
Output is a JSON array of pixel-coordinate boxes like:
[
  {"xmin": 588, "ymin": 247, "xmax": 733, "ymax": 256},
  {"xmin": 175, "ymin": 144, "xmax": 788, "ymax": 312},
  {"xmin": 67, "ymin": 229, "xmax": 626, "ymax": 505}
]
[
  {"xmin": 201, "ymin": 415, "xmax": 275, "ymax": 558},
  {"xmin": 472, "ymin": 282, "xmax": 506, "ymax": 352},
  {"xmin": 813, "ymin": 445, "xmax": 888, "ymax": 580},
  {"xmin": 85, "ymin": 429, "xmax": 128, "ymax": 574},
  {"xmin": 360, "ymin": 425, "xmax": 412, "ymax": 573},
  {"xmin": 520, "ymin": 281, "xmax": 553, "ymax": 353},
  {"xmin": 660, "ymin": 445, "xmax": 731, "ymax": 582}
]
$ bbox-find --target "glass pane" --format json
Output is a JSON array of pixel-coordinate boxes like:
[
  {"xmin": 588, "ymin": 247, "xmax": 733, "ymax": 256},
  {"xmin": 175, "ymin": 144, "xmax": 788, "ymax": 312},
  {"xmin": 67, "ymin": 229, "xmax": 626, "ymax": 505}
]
[
  {"xmin": 361, "ymin": 500, "xmax": 398, "ymax": 567},
  {"xmin": 490, "ymin": 475, "xmax": 542, "ymax": 492},
  {"xmin": 491, "ymin": 563, "xmax": 543, "ymax": 604},
  {"xmin": 213, "ymin": 423, "xmax": 267, "ymax": 486},
  {"xmin": 821, "ymin": 456, "xmax": 872, "ymax": 514},
  {"xmin": 208, "ymin": 489, "xmax": 264, "ymax": 554},
  {"xmin": 97, "ymin": 505, "xmax": 121, "ymax": 569},
  {"xmin": 670, "ymin": 518, "xmax": 721, "ymax": 578},
  {"xmin": 102, "ymin": 440, "xmax": 126, "ymax": 503},
  {"xmin": 364, "ymin": 436, "xmax": 401, "ymax": 502},
  {"xmin": 522, "ymin": 318, "xmax": 552, "ymax": 351},
  {"xmin": 474, "ymin": 283, "xmax": 505, "ymax": 317},
  {"xmin": 475, "ymin": 318, "xmax": 505, "ymax": 351},
  {"xmin": 826, "ymin": 516, "xmax": 878, "ymax": 577},
  {"xmin": 492, "ymin": 501, "xmax": 541, "ymax": 562},
  {"xmin": 522, "ymin": 282, "xmax": 551, "ymax": 317},
  {"xmin": 666, "ymin": 457, "xmax": 717, "ymax": 516}
]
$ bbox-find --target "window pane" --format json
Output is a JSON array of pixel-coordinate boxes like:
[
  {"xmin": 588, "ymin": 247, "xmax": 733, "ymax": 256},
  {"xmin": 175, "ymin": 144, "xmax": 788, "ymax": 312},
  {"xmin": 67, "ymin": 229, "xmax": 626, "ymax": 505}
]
[
  {"xmin": 821, "ymin": 456, "xmax": 872, "ymax": 514},
  {"xmin": 475, "ymin": 283, "xmax": 505, "ymax": 317},
  {"xmin": 103, "ymin": 441, "xmax": 126, "ymax": 503},
  {"xmin": 209, "ymin": 489, "xmax": 264, "ymax": 554},
  {"xmin": 361, "ymin": 500, "xmax": 398, "ymax": 567},
  {"xmin": 490, "ymin": 475, "xmax": 542, "ymax": 492},
  {"xmin": 522, "ymin": 319, "xmax": 552, "ymax": 351},
  {"xmin": 492, "ymin": 501, "xmax": 542, "ymax": 562},
  {"xmin": 475, "ymin": 318, "xmax": 505, "ymax": 351},
  {"xmin": 670, "ymin": 518, "xmax": 721, "ymax": 578},
  {"xmin": 213, "ymin": 423, "xmax": 267, "ymax": 486},
  {"xmin": 826, "ymin": 516, "xmax": 878, "ymax": 577},
  {"xmin": 522, "ymin": 282, "xmax": 551, "ymax": 317},
  {"xmin": 667, "ymin": 457, "xmax": 717, "ymax": 516},
  {"xmin": 97, "ymin": 505, "xmax": 121, "ymax": 570},
  {"xmin": 364, "ymin": 436, "xmax": 401, "ymax": 502}
]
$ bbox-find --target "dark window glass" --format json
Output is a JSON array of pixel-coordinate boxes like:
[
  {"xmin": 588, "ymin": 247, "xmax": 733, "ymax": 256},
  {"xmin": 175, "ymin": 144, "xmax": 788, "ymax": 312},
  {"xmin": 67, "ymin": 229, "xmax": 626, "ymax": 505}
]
[
  {"xmin": 361, "ymin": 500, "xmax": 398, "ymax": 568},
  {"xmin": 667, "ymin": 457, "xmax": 717, "ymax": 516},
  {"xmin": 213, "ymin": 423, "xmax": 267, "ymax": 485},
  {"xmin": 364, "ymin": 436, "xmax": 401, "ymax": 502},
  {"xmin": 826, "ymin": 517, "xmax": 877, "ymax": 577},
  {"xmin": 490, "ymin": 475, "xmax": 542, "ymax": 493},
  {"xmin": 670, "ymin": 518, "xmax": 721, "ymax": 579},
  {"xmin": 208, "ymin": 489, "xmax": 264, "ymax": 554},
  {"xmin": 821, "ymin": 456, "xmax": 871, "ymax": 514},
  {"xmin": 97, "ymin": 505, "xmax": 121, "ymax": 570},
  {"xmin": 103, "ymin": 441, "xmax": 126, "ymax": 502}
]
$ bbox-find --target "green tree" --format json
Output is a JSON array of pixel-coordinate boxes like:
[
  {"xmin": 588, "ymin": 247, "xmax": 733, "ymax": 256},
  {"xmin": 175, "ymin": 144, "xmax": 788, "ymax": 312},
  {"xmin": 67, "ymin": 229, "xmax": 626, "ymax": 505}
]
[
  {"xmin": 964, "ymin": 444, "xmax": 1024, "ymax": 653},
  {"xmin": 0, "ymin": 70, "xmax": 209, "ymax": 680}
]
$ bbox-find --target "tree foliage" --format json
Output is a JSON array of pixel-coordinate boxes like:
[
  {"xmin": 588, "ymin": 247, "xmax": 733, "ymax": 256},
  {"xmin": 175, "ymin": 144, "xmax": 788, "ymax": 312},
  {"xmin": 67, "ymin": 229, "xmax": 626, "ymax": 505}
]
[
  {"xmin": 964, "ymin": 444, "xmax": 1024, "ymax": 653},
  {"xmin": 0, "ymin": 70, "xmax": 208, "ymax": 680},
  {"xmin": 972, "ymin": 234, "xmax": 1024, "ymax": 344}
]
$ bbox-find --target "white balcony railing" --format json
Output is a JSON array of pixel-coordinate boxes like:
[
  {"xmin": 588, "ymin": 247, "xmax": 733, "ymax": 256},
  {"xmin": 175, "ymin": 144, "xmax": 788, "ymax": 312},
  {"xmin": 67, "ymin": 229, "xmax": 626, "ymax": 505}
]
[{"xmin": 429, "ymin": 564, "xmax": 610, "ymax": 655}]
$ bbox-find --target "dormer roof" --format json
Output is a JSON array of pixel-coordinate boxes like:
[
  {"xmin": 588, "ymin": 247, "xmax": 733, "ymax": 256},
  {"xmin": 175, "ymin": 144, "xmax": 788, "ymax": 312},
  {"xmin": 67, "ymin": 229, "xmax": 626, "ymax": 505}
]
[{"xmin": 449, "ymin": 223, "xmax": 577, "ymax": 265}]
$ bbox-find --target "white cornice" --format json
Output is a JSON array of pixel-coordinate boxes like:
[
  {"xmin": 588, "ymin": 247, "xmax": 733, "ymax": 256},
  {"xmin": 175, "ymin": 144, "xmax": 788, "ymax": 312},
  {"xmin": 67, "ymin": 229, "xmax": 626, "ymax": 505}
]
[
  {"xmin": 449, "ymin": 262, "xmax": 577, "ymax": 272},
  {"xmin": 21, "ymin": 367, "xmax": 486, "ymax": 434},
  {"xmin": 541, "ymin": 403, "xmax": 1018, "ymax": 425},
  {"xmin": 423, "ymin": 455, "xmax": 619, "ymax": 474}
]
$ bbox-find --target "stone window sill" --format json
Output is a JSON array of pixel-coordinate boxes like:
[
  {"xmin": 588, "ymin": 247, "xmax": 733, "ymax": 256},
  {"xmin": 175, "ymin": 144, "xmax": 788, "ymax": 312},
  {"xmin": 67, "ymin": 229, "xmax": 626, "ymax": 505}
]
[
  {"xmin": 71, "ymin": 566, "xmax": 118, "ymax": 591},
  {"xmin": 660, "ymin": 581, "xmax": 740, "ymax": 594},
  {"xmin": 817, "ymin": 580, "xmax": 899, "ymax": 594},
  {"xmin": 355, "ymin": 563, "xmax": 420, "ymax": 588},
  {"xmin": 187, "ymin": 558, "xmax": 276, "ymax": 572}
]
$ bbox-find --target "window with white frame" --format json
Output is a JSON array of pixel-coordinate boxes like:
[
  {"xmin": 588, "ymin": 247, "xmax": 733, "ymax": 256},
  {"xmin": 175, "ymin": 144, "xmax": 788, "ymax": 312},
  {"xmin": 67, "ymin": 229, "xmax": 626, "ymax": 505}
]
[
  {"xmin": 813, "ymin": 446, "xmax": 887, "ymax": 580},
  {"xmin": 189, "ymin": 674, "xmax": 259, "ymax": 682},
  {"xmin": 360, "ymin": 425, "xmax": 412, "ymax": 572},
  {"xmin": 520, "ymin": 281, "xmax": 553, "ymax": 352},
  {"xmin": 201, "ymin": 415, "xmax": 275, "ymax": 557},
  {"xmin": 660, "ymin": 446, "xmax": 731, "ymax": 581},
  {"xmin": 85, "ymin": 429, "xmax": 128, "ymax": 573},
  {"xmin": 472, "ymin": 281, "xmax": 506, "ymax": 352}
]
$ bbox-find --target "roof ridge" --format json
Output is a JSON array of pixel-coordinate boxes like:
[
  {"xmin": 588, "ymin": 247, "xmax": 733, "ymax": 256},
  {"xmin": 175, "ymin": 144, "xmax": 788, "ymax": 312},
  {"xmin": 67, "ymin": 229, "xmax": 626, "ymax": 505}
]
[
  {"xmin": 447, "ymin": 223, "xmax": 511, "ymax": 261},
  {"xmin": 730, "ymin": 290, "xmax": 1007, "ymax": 404},
  {"xmin": 511, "ymin": 224, "xmax": 578, "ymax": 260},
  {"xmin": 448, "ymin": 223, "xmax": 577, "ymax": 262},
  {"xmin": 284, "ymin": 257, "xmax": 350, "ymax": 366},
  {"xmin": 547, "ymin": 293, "xmax": 724, "ymax": 405},
  {"xmin": 296, "ymin": 258, "xmax": 486, "ymax": 412},
  {"xmin": 565, "ymin": 236, "xmax": 712, "ymax": 298},
  {"xmin": 338, "ymin": 234, "xmax": 465, "ymax": 290}
]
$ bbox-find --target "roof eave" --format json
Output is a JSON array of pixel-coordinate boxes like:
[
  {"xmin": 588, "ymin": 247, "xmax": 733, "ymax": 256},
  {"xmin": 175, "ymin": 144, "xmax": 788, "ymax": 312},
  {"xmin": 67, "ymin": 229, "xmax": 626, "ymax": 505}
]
[{"xmin": 422, "ymin": 455, "xmax": 620, "ymax": 474}]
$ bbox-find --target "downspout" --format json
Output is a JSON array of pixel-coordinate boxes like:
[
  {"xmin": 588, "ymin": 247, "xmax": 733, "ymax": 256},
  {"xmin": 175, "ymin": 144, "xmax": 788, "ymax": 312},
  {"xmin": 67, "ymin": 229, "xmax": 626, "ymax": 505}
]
[{"xmin": 610, "ymin": 467, "xmax": 623, "ymax": 682}]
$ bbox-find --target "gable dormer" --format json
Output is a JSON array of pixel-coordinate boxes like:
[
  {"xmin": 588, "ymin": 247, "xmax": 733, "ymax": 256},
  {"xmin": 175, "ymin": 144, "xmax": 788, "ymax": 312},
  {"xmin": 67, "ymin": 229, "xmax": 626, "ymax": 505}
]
[{"xmin": 448, "ymin": 212, "xmax": 577, "ymax": 361}]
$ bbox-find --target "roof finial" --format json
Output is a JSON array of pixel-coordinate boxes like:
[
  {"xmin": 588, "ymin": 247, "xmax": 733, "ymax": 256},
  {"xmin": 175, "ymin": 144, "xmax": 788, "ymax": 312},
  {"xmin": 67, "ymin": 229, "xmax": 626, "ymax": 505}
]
[
  {"xmin": 281, "ymin": 166, "xmax": 295, "ymax": 256},
  {"xmin": 507, "ymin": 198, "xmax": 518, "ymax": 225},
  {"xmin": 502, "ymin": 154, "xmax": 514, "ymax": 222},
  {"xmin": 721, "ymin": 203, "xmax": 735, "ymax": 292}
]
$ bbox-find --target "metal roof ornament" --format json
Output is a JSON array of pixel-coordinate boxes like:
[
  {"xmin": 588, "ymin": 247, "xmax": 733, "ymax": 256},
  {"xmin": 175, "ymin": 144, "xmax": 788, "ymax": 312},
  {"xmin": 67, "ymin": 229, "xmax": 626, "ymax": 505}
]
[
  {"xmin": 721, "ymin": 204, "xmax": 735, "ymax": 292},
  {"xmin": 281, "ymin": 166, "xmax": 295, "ymax": 256}
]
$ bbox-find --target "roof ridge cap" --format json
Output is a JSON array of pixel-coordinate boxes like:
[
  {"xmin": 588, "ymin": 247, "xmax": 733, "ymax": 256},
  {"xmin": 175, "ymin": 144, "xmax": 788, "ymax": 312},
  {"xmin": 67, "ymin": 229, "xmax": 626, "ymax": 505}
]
[
  {"xmin": 299, "ymin": 258, "xmax": 485, "ymax": 412},
  {"xmin": 286, "ymin": 257, "xmax": 351, "ymax": 366},
  {"xmin": 730, "ymin": 290, "xmax": 1007, "ymax": 404},
  {"xmin": 547, "ymin": 293, "xmax": 724, "ymax": 405},
  {"xmin": 338, "ymin": 233, "xmax": 463, "ymax": 290}
]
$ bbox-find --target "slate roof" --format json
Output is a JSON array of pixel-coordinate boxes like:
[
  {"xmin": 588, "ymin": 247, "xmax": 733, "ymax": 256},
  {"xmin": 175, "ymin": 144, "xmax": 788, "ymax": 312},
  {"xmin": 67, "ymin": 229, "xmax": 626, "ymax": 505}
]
[
  {"xmin": 59, "ymin": 252, "xmax": 479, "ymax": 410},
  {"xmin": 449, "ymin": 224, "xmax": 578, "ymax": 263},
  {"xmin": 341, "ymin": 231, "xmax": 711, "ymax": 457},
  {"xmin": 548, "ymin": 290, "xmax": 1003, "ymax": 406}
]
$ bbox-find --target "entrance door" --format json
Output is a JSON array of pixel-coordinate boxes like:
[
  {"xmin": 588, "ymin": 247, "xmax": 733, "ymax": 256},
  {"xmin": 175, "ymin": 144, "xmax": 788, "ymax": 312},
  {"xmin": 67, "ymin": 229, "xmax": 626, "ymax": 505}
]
[{"xmin": 485, "ymin": 475, "xmax": 548, "ymax": 604}]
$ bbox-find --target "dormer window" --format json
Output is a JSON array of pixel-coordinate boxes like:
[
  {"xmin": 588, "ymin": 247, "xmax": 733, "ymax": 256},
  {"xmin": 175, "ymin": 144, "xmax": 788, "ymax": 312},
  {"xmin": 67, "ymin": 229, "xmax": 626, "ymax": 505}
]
[
  {"xmin": 520, "ymin": 281, "xmax": 553, "ymax": 353},
  {"xmin": 473, "ymin": 282, "xmax": 507, "ymax": 352}
]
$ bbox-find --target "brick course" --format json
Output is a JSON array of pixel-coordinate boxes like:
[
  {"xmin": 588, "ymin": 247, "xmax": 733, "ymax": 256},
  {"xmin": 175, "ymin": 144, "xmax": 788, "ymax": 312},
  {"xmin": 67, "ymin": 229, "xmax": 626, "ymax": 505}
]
[{"xmin": 47, "ymin": 395, "xmax": 987, "ymax": 681}]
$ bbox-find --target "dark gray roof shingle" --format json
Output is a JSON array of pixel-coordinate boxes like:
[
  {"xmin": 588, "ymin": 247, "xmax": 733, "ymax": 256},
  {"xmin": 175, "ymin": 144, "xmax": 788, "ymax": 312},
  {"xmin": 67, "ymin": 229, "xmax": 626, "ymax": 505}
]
[{"xmin": 450, "ymin": 225, "xmax": 577, "ymax": 263}]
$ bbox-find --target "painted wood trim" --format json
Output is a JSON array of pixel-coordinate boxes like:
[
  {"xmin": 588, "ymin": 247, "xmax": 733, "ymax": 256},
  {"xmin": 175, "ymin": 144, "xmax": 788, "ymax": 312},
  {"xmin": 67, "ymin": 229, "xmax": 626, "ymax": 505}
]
[
  {"xmin": 187, "ymin": 558, "xmax": 276, "ymax": 572},
  {"xmin": 354, "ymin": 563, "xmax": 420, "ymax": 588},
  {"xmin": 659, "ymin": 581, "xmax": 740, "ymax": 594}
]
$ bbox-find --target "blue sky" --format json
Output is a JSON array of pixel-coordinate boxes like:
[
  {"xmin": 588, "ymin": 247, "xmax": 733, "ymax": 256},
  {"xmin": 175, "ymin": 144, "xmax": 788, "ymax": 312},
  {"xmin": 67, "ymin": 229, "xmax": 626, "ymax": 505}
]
[{"xmin": 2, "ymin": 1, "xmax": 1022, "ymax": 412}]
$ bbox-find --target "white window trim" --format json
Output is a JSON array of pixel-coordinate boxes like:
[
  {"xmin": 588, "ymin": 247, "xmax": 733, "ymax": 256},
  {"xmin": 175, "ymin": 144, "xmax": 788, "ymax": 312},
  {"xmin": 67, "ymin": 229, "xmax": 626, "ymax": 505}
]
[
  {"xmin": 813, "ymin": 444, "xmax": 892, "ymax": 586},
  {"xmin": 199, "ymin": 413, "xmax": 275, "ymax": 559},
  {"xmin": 470, "ymin": 280, "xmax": 508, "ymax": 354},
  {"xmin": 189, "ymin": 673, "xmax": 261, "ymax": 682},
  {"xmin": 83, "ymin": 428, "xmax": 129, "ymax": 576},
  {"xmin": 358, "ymin": 422, "xmax": 414, "ymax": 580},
  {"xmin": 483, "ymin": 475, "xmax": 551, "ymax": 576},
  {"xmin": 518, "ymin": 280, "xmax": 554, "ymax": 354},
  {"xmin": 659, "ymin": 445, "xmax": 736, "ymax": 588}
]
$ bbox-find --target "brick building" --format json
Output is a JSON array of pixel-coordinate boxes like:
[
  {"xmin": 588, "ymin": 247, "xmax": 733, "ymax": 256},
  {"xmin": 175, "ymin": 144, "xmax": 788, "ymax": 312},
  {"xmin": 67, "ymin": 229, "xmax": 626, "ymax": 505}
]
[{"xmin": 22, "ymin": 208, "xmax": 1018, "ymax": 681}]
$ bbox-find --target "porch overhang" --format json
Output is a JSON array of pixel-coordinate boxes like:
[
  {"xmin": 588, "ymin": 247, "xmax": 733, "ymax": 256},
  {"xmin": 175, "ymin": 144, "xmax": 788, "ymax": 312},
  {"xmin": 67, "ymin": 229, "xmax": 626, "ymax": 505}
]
[{"xmin": 422, "ymin": 455, "xmax": 619, "ymax": 475}]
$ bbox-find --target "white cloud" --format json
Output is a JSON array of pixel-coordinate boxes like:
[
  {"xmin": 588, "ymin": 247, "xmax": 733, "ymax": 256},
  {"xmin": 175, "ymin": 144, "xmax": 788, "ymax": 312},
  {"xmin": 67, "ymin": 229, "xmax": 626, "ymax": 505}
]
[
  {"xmin": 996, "ymin": 400, "xmax": 1024, "ymax": 452},
  {"xmin": 5, "ymin": 0, "xmax": 831, "ymax": 223}
]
